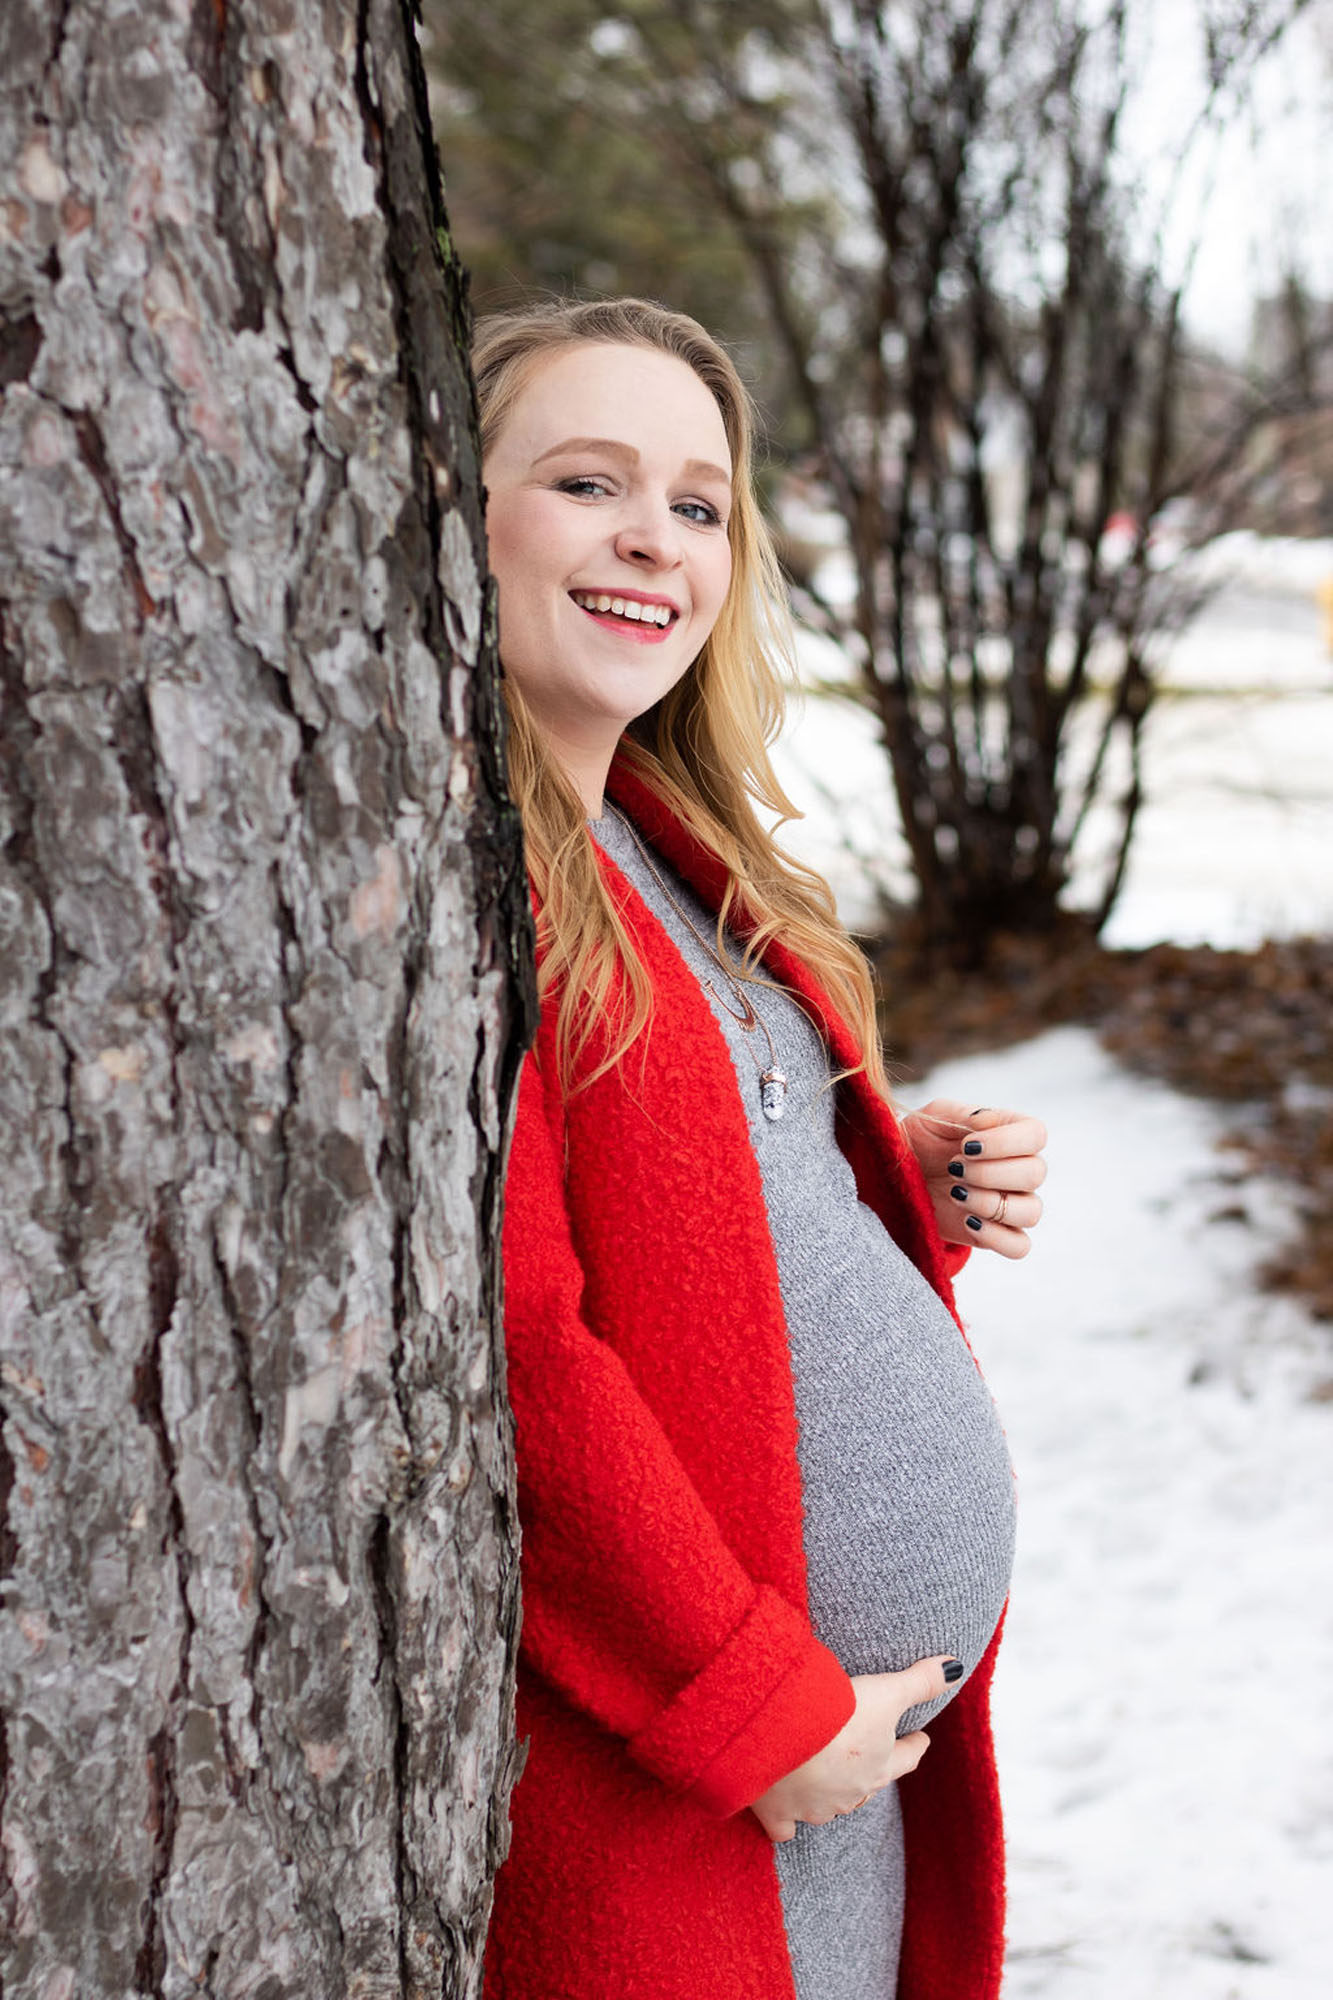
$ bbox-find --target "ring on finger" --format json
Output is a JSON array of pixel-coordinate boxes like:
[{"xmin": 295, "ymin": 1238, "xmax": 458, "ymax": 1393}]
[{"xmin": 994, "ymin": 1193, "xmax": 1008, "ymax": 1225}]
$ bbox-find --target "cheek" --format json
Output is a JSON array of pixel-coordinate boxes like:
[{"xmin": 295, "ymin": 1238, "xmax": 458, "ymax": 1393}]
[
  {"xmin": 485, "ymin": 491, "xmax": 561, "ymax": 609},
  {"xmin": 484, "ymin": 515, "xmax": 524, "ymax": 607},
  {"xmin": 701, "ymin": 542, "xmax": 734, "ymax": 624}
]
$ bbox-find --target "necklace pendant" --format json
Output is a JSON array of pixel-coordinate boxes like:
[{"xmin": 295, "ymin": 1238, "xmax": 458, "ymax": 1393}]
[{"xmin": 760, "ymin": 1066, "xmax": 788, "ymax": 1122}]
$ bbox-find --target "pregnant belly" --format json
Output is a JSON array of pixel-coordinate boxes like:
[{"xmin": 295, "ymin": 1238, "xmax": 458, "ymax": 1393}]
[{"xmin": 785, "ymin": 1222, "xmax": 1017, "ymax": 1731}]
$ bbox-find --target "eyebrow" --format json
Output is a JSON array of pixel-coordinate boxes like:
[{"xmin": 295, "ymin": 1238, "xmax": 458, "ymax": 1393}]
[{"xmin": 530, "ymin": 436, "xmax": 732, "ymax": 485}]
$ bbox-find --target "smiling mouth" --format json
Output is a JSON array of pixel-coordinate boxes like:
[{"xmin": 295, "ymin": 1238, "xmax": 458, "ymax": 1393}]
[{"xmin": 569, "ymin": 590, "xmax": 678, "ymax": 629}]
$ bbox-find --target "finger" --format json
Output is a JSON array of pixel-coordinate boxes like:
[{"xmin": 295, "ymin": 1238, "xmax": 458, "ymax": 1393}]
[
  {"xmin": 947, "ymin": 1183, "xmax": 1042, "ymax": 1222},
  {"xmin": 946, "ymin": 1156, "xmax": 1047, "ymax": 1194},
  {"xmin": 906, "ymin": 1101, "xmax": 979, "ymax": 1141},
  {"xmin": 963, "ymin": 1106, "xmax": 1021, "ymax": 1132},
  {"xmin": 959, "ymin": 1216, "xmax": 1033, "ymax": 1259},
  {"xmin": 890, "ymin": 1653, "xmax": 964, "ymax": 1714},
  {"xmin": 953, "ymin": 1115, "xmax": 1048, "ymax": 1163},
  {"xmin": 988, "ymin": 1190, "xmax": 1042, "ymax": 1227},
  {"xmin": 889, "ymin": 1730, "xmax": 931, "ymax": 1780},
  {"xmin": 940, "ymin": 1152, "xmax": 1040, "ymax": 1192},
  {"xmin": 754, "ymin": 1809, "xmax": 798, "ymax": 1842}
]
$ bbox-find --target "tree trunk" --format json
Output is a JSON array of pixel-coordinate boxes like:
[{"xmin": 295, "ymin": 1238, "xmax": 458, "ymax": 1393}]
[{"xmin": 0, "ymin": 3, "xmax": 532, "ymax": 1995}]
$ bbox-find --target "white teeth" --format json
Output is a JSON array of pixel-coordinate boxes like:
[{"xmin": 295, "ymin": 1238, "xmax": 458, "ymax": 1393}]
[{"xmin": 573, "ymin": 591, "xmax": 673, "ymax": 626}]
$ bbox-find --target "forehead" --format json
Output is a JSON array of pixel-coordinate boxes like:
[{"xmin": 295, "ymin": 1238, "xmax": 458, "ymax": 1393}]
[{"xmin": 492, "ymin": 341, "xmax": 733, "ymax": 476}]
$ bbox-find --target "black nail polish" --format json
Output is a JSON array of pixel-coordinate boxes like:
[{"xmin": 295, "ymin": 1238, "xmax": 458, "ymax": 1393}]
[
  {"xmin": 965, "ymin": 1214, "xmax": 983, "ymax": 1231},
  {"xmin": 950, "ymin": 1185, "xmax": 969, "ymax": 1202},
  {"xmin": 948, "ymin": 1159, "xmax": 965, "ymax": 1178},
  {"xmin": 943, "ymin": 1658, "xmax": 965, "ymax": 1683},
  {"xmin": 964, "ymin": 1139, "xmax": 983, "ymax": 1156}
]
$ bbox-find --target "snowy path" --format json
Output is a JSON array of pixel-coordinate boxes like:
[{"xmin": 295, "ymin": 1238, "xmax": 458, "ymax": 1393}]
[{"xmin": 917, "ymin": 1027, "xmax": 1333, "ymax": 2000}]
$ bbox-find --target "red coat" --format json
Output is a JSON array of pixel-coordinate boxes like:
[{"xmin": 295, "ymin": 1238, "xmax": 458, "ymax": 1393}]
[{"xmin": 486, "ymin": 760, "xmax": 1006, "ymax": 2000}]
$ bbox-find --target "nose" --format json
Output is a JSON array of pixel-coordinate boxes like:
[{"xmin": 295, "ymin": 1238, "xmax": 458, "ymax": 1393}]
[{"xmin": 612, "ymin": 494, "xmax": 684, "ymax": 570}]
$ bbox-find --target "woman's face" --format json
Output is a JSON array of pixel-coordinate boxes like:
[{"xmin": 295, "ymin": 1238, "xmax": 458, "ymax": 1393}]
[{"xmin": 483, "ymin": 342, "xmax": 735, "ymax": 785}]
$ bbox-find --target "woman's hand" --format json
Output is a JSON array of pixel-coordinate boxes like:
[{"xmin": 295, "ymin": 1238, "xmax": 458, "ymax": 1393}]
[
  {"xmin": 900, "ymin": 1100, "xmax": 1048, "ymax": 1260},
  {"xmin": 749, "ymin": 1654, "xmax": 961, "ymax": 1842}
]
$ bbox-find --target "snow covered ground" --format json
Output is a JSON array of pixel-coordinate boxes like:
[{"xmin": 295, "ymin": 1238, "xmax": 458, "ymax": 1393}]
[{"xmin": 917, "ymin": 1030, "xmax": 1333, "ymax": 1999}]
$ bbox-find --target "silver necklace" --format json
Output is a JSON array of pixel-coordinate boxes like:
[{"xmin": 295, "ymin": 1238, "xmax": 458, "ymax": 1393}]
[{"xmin": 603, "ymin": 805, "xmax": 789, "ymax": 1122}]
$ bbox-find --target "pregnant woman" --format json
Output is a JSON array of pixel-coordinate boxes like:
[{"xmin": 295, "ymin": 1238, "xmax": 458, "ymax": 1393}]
[{"xmin": 476, "ymin": 297, "xmax": 1047, "ymax": 2000}]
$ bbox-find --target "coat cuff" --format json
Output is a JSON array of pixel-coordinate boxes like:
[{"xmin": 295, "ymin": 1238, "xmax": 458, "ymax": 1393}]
[{"xmin": 626, "ymin": 1586, "xmax": 856, "ymax": 1817}]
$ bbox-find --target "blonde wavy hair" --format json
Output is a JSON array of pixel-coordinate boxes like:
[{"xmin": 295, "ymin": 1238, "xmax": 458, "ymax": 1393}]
[{"xmin": 473, "ymin": 296, "xmax": 888, "ymax": 1097}]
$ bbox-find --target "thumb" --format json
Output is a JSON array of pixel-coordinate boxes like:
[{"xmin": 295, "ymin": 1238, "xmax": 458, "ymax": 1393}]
[
  {"xmin": 893, "ymin": 1653, "xmax": 965, "ymax": 1713},
  {"xmin": 904, "ymin": 1103, "xmax": 970, "ymax": 1146},
  {"xmin": 962, "ymin": 1106, "xmax": 1013, "ymax": 1133},
  {"xmin": 753, "ymin": 1804, "xmax": 798, "ymax": 1843}
]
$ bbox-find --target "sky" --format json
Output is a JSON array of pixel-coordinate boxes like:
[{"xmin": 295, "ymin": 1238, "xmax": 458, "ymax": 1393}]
[{"xmin": 1124, "ymin": 0, "xmax": 1333, "ymax": 356}]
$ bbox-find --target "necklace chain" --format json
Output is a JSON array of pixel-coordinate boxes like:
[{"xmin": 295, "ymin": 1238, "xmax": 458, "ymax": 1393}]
[{"xmin": 602, "ymin": 804, "xmax": 789, "ymax": 1122}]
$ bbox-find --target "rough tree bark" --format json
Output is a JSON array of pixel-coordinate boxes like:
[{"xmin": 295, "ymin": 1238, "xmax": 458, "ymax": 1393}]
[{"xmin": 0, "ymin": 2, "xmax": 532, "ymax": 1995}]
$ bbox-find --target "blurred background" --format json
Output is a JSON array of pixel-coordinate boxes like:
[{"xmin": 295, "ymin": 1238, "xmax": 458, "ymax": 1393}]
[{"xmin": 425, "ymin": 6, "xmax": 1333, "ymax": 1990}]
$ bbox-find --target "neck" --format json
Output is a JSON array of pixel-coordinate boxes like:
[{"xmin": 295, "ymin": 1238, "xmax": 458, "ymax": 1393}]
[{"xmin": 543, "ymin": 725, "xmax": 620, "ymax": 819}]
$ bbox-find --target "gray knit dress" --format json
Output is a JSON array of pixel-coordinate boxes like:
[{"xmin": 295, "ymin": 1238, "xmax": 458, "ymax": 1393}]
[{"xmin": 591, "ymin": 810, "xmax": 1016, "ymax": 2000}]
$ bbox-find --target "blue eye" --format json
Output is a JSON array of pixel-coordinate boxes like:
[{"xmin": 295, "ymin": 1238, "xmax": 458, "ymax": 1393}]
[
  {"xmin": 675, "ymin": 499, "xmax": 724, "ymax": 526},
  {"xmin": 556, "ymin": 476, "xmax": 611, "ymax": 498}
]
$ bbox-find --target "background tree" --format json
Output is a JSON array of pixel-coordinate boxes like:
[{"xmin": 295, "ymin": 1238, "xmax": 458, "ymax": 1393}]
[
  {"xmin": 0, "ymin": 2, "xmax": 530, "ymax": 1995},
  {"xmin": 425, "ymin": 1, "xmax": 806, "ymax": 430},
  {"xmin": 428, "ymin": 0, "xmax": 1324, "ymax": 959}
]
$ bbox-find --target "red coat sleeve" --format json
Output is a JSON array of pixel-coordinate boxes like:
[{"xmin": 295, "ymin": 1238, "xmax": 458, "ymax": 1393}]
[{"xmin": 502, "ymin": 1052, "xmax": 856, "ymax": 1817}]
